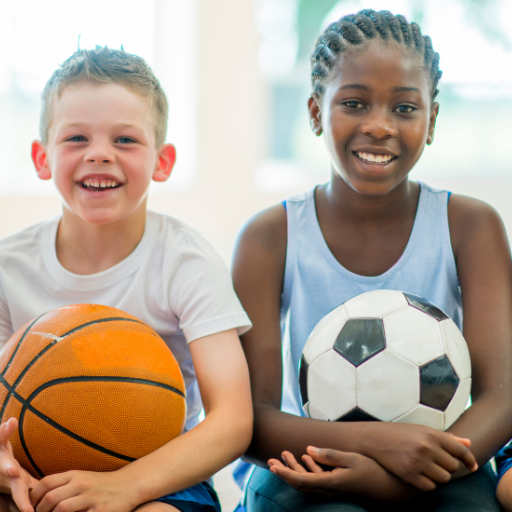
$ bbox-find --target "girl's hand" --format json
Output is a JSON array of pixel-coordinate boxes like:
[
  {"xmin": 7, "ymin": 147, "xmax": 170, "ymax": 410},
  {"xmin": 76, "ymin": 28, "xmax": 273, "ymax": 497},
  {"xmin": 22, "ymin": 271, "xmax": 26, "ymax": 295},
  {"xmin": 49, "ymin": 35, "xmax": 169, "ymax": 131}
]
[
  {"xmin": 361, "ymin": 423, "xmax": 477, "ymax": 490},
  {"xmin": 268, "ymin": 447, "xmax": 416, "ymax": 502},
  {"xmin": 30, "ymin": 470, "xmax": 137, "ymax": 512},
  {"xmin": 0, "ymin": 418, "xmax": 38, "ymax": 512}
]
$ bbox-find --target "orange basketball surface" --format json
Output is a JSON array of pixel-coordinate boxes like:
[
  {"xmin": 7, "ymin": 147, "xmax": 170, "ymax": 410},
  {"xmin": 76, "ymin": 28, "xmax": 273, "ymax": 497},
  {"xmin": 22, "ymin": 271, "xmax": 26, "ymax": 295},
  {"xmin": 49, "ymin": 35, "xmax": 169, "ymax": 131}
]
[{"xmin": 0, "ymin": 304, "xmax": 186, "ymax": 478}]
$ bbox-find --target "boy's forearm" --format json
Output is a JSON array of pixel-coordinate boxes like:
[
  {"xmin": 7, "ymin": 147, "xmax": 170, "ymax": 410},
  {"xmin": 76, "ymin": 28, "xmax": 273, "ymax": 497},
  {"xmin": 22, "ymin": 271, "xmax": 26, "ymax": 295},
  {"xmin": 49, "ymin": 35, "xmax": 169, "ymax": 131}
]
[
  {"xmin": 497, "ymin": 470, "xmax": 512, "ymax": 511},
  {"xmin": 116, "ymin": 405, "xmax": 252, "ymax": 506}
]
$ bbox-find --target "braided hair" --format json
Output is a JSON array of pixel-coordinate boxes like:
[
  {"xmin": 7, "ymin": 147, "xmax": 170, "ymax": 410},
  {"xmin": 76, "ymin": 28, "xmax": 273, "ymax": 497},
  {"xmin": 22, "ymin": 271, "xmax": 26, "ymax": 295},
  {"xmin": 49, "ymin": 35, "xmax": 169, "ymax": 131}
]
[{"xmin": 311, "ymin": 10, "xmax": 442, "ymax": 100}]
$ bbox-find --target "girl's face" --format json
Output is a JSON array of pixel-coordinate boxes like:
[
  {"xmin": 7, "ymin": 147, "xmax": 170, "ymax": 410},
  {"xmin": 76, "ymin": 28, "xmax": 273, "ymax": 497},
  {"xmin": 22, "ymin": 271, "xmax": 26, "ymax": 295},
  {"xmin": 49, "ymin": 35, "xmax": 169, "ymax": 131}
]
[{"xmin": 309, "ymin": 40, "xmax": 439, "ymax": 196}]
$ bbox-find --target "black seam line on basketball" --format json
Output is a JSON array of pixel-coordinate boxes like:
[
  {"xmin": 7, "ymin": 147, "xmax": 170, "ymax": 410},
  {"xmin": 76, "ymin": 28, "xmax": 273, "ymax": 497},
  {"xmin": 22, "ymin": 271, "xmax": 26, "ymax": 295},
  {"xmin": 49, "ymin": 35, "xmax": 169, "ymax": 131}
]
[{"xmin": 0, "ymin": 313, "xmax": 48, "ymax": 423}]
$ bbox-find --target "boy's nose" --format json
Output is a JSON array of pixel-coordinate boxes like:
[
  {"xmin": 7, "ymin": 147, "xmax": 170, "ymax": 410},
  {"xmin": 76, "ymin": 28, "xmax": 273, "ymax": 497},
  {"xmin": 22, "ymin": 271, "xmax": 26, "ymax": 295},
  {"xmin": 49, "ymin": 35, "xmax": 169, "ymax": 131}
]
[
  {"xmin": 84, "ymin": 144, "xmax": 115, "ymax": 164},
  {"xmin": 360, "ymin": 111, "xmax": 398, "ymax": 140}
]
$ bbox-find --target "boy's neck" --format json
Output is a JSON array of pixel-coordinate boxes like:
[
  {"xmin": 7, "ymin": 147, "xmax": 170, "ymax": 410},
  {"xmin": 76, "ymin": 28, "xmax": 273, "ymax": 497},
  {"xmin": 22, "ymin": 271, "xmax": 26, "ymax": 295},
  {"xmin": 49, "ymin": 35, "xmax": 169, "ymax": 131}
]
[{"xmin": 55, "ymin": 205, "xmax": 147, "ymax": 275}]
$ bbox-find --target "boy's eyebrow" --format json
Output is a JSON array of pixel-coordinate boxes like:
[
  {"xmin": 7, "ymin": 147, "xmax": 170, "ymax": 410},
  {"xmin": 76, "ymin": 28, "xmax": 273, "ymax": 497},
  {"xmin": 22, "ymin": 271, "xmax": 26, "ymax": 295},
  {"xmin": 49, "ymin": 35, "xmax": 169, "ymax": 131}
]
[{"xmin": 61, "ymin": 122, "xmax": 144, "ymax": 131}]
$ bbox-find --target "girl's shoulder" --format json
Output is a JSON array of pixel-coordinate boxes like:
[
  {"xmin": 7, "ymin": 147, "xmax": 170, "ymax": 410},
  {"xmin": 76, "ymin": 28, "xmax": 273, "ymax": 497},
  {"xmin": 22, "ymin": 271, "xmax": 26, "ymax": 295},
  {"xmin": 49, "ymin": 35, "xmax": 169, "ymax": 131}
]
[{"xmin": 448, "ymin": 193, "xmax": 507, "ymax": 258}]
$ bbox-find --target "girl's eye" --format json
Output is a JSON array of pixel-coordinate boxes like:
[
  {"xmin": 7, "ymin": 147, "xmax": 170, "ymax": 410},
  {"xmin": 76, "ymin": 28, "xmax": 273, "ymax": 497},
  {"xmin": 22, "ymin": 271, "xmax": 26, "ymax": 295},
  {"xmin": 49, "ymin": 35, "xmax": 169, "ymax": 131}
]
[
  {"xmin": 117, "ymin": 137, "xmax": 135, "ymax": 144},
  {"xmin": 395, "ymin": 105, "xmax": 415, "ymax": 114},
  {"xmin": 343, "ymin": 101, "xmax": 365, "ymax": 110}
]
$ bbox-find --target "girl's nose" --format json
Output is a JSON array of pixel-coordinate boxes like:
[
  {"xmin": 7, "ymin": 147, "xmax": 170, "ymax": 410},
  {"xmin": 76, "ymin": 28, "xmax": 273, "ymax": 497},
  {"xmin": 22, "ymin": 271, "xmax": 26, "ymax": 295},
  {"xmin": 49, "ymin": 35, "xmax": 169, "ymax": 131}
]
[{"xmin": 360, "ymin": 110, "xmax": 398, "ymax": 140}]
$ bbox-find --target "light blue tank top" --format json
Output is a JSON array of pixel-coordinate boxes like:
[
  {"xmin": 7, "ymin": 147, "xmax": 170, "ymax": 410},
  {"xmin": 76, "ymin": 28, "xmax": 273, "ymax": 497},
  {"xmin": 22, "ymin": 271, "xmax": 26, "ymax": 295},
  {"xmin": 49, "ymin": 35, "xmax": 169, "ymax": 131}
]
[
  {"xmin": 281, "ymin": 181, "xmax": 462, "ymax": 416},
  {"xmin": 233, "ymin": 181, "xmax": 462, "ymax": 493}
]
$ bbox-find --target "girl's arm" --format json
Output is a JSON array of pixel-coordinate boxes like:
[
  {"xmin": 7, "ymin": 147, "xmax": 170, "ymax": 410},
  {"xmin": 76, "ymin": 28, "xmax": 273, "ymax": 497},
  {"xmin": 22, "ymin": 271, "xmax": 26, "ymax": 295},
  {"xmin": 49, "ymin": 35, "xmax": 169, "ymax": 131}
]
[
  {"xmin": 31, "ymin": 329, "xmax": 253, "ymax": 512},
  {"xmin": 446, "ymin": 195, "xmax": 512, "ymax": 471},
  {"xmin": 233, "ymin": 205, "xmax": 476, "ymax": 496}
]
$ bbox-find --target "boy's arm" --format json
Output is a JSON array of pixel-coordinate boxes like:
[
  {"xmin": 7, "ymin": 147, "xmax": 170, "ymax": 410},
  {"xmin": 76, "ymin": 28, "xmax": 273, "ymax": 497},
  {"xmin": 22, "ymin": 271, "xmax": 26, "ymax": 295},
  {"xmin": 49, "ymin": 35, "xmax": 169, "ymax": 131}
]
[
  {"xmin": 31, "ymin": 329, "xmax": 252, "ymax": 512},
  {"xmin": 445, "ymin": 196, "xmax": 512, "ymax": 472},
  {"xmin": 496, "ymin": 444, "xmax": 512, "ymax": 511},
  {"xmin": 232, "ymin": 205, "xmax": 476, "ymax": 497}
]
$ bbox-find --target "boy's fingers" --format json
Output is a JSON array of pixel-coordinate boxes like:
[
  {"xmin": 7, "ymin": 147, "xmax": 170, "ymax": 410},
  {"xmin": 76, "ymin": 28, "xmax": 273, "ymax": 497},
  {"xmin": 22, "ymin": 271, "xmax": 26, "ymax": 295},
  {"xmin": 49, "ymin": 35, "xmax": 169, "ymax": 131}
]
[
  {"xmin": 0, "ymin": 418, "xmax": 17, "ymax": 444},
  {"xmin": 11, "ymin": 479, "xmax": 34, "ymax": 512},
  {"xmin": 0, "ymin": 460, "xmax": 19, "ymax": 478},
  {"xmin": 448, "ymin": 434, "xmax": 471, "ymax": 447}
]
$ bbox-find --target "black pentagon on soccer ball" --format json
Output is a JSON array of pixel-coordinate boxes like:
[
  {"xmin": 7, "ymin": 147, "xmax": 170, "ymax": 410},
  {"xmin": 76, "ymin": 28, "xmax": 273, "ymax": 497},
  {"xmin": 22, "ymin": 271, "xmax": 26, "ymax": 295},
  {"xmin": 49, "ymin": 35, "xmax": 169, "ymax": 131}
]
[
  {"xmin": 333, "ymin": 318, "xmax": 386, "ymax": 367},
  {"xmin": 404, "ymin": 292, "xmax": 448, "ymax": 321},
  {"xmin": 337, "ymin": 407, "xmax": 379, "ymax": 422},
  {"xmin": 420, "ymin": 355, "xmax": 459, "ymax": 411},
  {"xmin": 298, "ymin": 355, "xmax": 309, "ymax": 406}
]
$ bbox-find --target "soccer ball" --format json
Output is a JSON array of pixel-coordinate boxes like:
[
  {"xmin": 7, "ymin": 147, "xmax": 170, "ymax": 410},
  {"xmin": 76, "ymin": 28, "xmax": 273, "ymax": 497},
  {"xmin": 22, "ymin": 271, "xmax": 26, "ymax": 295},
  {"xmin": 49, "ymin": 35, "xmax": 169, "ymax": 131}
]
[{"xmin": 299, "ymin": 290, "xmax": 471, "ymax": 430}]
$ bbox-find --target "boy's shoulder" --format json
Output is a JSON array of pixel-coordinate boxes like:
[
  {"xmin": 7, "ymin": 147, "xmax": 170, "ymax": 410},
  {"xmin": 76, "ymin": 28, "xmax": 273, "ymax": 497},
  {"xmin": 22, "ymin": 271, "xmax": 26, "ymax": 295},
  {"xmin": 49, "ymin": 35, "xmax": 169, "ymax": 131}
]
[{"xmin": 0, "ymin": 217, "xmax": 57, "ymax": 260}]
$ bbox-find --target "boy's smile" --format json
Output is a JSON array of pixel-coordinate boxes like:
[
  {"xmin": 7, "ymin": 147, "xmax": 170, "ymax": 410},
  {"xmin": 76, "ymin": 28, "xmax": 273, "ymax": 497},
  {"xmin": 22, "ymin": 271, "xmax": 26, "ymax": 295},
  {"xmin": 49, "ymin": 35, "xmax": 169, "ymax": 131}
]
[
  {"xmin": 309, "ymin": 41, "xmax": 438, "ymax": 197},
  {"xmin": 32, "ymin": 81, "xmax": 175, "ymax": 227}
]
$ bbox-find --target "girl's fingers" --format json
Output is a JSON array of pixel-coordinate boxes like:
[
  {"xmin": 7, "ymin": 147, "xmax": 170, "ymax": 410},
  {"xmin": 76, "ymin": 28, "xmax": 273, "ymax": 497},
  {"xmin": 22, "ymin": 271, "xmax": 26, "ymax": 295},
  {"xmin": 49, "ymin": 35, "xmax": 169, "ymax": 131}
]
[
  {"xmin": 306, "ymin": 447, "xmax": 357, "ymax": 468},
  {"xmin": 441, "ymin": 437, "xmax": 477, "ymax": 472},
  {"xmin": 301, "ymin": 454, "xmax": 324, "ymax": 473},
  {"xmin": 281, "ymin": 451, "xmax": 307, "ymax": 473}
]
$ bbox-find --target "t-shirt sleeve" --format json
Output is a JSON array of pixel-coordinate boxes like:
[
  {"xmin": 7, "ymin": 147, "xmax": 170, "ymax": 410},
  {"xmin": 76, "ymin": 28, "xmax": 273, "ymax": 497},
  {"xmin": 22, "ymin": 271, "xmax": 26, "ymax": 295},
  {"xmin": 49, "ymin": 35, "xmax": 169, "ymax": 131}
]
[
  {"xmin": 0, "ymin": 280, "xmax": 13, "ymax": 350},
  {"xmin": 166, "ymin": 232, "xmax": 252, "ymax": 343}
]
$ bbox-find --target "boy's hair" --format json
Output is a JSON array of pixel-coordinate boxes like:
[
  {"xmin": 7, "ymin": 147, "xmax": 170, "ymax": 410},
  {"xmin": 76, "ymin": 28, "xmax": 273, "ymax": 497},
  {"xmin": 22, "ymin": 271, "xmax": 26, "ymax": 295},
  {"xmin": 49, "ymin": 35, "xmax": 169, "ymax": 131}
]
[
  {"xmin": 40, "ymin": 47, "xmax": 168, "ymax": 147},
  {"xmin": 310, "ymin": 9, "xmax": 442, "ymax": 101}
]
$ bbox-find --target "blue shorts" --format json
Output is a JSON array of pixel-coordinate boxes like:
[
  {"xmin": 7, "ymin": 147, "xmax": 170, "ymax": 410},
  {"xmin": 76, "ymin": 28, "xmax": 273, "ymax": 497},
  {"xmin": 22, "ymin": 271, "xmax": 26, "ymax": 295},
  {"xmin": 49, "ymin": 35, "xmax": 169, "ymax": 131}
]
[{"xmin": 157, "ymin": 481, "xmax": 221, "ymax": 512}]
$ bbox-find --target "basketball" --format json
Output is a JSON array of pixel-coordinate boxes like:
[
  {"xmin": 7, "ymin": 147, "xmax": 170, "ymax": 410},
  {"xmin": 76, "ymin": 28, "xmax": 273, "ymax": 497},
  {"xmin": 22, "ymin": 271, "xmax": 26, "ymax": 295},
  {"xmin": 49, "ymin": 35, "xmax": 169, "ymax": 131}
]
[{"xmin": 0, "ymin": 304, "xmax": 186, "ymax": 478}]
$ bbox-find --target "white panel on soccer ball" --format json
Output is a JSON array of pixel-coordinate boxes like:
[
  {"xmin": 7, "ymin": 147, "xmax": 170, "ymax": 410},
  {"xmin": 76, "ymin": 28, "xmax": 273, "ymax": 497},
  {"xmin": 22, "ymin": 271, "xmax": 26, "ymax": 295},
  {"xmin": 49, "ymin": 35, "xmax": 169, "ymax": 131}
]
[
  {"xmin": 440, "ymin": 321, "xmax": 471, "ymax": 380},
  {"xmin": 308, "ymin": 350, "xmax": 357, "ymax": 420},
  {"xmin": 394, "ymin": 404, "xmax": 444, "ymax": 430},
  {"xmin": 344, "ymin": 290, "xmax": 409, "ymax": 319},
  {"xmin": 384, "ymin": 308, "xmax": 444, "ymax": 366},
  {"xmin": 302, "ymin": 305, "xmax": 350, "ymax": 364},
  {"xmin": 305, "ymin": 401, "xmax": 330, "ymax": 421},
  {"xmin": 357, "ymin": 351, "xmax": 419, "ymax": 421},
  {"xmin": 443, "ymin": 378, "xmax": 471, "ymax": 430}
]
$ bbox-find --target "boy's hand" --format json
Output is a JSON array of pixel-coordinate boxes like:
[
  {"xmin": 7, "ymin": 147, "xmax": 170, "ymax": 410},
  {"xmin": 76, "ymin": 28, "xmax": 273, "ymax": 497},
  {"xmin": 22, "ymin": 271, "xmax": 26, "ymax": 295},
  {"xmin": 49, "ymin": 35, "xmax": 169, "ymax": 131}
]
[
  {"xmin": 31, "ymin": 470, "xmax": 138, "ymax": 512},
  {"xmin": 268, "ymin": 447, "xmax": 416, "ymax": 503},
  {"xmin": 0, "ymin": 418, "xmax": 38, "ymax": 512},
  {"xmin": 361, "ymin": 423, "xmax": 477, "ymax": 490}
]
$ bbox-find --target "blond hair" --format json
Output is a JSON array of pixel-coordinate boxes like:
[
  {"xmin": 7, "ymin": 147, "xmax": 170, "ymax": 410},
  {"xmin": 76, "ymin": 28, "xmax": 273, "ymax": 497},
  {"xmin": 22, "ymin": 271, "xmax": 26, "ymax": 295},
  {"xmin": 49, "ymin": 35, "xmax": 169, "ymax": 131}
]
[{"xmin": 40, "ymin": 47, "xmax": 168, "ymax": 146}]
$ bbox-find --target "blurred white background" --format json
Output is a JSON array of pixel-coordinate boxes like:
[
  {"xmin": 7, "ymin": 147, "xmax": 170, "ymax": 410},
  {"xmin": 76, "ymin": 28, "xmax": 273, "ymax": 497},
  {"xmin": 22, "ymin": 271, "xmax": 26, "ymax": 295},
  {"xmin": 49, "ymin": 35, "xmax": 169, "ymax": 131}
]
[{"xmin": 0, "ymin": 0, "xmax": 511, "ymax": 510}]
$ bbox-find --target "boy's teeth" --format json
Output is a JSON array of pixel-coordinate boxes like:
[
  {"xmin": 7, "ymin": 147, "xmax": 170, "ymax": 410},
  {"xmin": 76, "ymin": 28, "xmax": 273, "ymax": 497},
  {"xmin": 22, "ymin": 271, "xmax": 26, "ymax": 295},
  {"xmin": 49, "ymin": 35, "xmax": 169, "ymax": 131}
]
[
  {"xmin": 82, "ymin": 179, "xmax": 119, "ymax": 189},
  {"xmin": 356, "ymin": 152, "xmax": 394, "ymax": 164}
]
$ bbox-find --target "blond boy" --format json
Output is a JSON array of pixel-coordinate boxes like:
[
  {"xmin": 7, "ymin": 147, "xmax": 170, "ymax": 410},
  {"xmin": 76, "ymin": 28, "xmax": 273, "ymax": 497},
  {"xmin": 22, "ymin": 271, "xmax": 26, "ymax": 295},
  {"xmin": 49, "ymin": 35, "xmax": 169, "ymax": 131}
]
[{"xmin": 0, "ymin": 47, "xmax": 252, "ymax": 512}]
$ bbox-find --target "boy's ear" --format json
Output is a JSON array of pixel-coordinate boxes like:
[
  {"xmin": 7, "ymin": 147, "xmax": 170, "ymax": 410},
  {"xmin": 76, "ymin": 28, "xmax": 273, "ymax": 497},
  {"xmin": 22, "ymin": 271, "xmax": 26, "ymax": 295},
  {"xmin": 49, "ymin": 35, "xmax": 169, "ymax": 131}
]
[
  {"xmin": 426, "ymin": 102, "xmax": 440, "ymax": 145},
  {"xmin": 153, "ymin": 144, "xmax": 177, "ymax": 182},
  {"xmin": 308, "ymin": 94, "xmax": 323, "ymax": 136},
  {"xmin": 31, "ymin": 140, "xmax": 52, "ymax": 180}
]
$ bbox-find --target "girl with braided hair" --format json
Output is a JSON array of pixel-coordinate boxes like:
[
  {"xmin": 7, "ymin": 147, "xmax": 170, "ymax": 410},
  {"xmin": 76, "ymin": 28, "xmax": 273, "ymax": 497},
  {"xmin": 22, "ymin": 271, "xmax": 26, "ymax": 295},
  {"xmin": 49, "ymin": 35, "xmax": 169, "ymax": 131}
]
[{"xmin": 232, "ymin": 9, "xmax": 512, "ymax": 511}]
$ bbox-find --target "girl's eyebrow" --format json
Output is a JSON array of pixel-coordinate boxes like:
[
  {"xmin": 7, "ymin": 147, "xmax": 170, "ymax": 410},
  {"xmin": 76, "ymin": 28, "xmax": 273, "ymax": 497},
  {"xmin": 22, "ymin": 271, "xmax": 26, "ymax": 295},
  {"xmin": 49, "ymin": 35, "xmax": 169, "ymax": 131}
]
[
  {"xmin": 336, "ymin": 84, "xmax": 421, "ymax": 93},
  {"xmin": 393, "ymin": 86, "xmax": 421, "ymax": 93}
]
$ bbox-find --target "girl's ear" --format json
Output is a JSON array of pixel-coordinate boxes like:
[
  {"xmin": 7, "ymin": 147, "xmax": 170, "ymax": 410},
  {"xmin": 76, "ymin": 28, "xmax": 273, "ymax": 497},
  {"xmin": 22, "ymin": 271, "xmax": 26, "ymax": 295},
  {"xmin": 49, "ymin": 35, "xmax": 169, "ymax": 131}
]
[
  {"xmin": 308, "ymin": 94, "xmax": 323, "ymax": 136},
  {"xmin": 153, "ymin": 144, "xmax": 177, "ymax": 182},
  {"xmin": 32, "ymin": 141, "xmax": 52, "ymax": 180},
  {"xmin": 426, "ymin": 102, "xmax": 440, "ymax": 145}
]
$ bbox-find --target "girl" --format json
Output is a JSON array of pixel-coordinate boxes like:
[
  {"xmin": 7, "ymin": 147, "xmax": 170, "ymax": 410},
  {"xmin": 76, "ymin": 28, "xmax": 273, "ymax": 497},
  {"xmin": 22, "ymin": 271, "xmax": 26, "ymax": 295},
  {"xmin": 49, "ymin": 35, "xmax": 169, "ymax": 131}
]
[{"xmin": 233, "ymin": 9, "xmax": 512, "ymax": 511}]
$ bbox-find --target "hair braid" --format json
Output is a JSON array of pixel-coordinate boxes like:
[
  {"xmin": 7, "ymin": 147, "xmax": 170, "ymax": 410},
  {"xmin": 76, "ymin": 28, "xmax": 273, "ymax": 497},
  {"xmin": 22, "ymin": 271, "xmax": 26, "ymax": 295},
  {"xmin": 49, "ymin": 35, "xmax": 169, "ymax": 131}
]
[{"xmin": 310, "ymin": 10, "xmax": 442, "ymax": 100}]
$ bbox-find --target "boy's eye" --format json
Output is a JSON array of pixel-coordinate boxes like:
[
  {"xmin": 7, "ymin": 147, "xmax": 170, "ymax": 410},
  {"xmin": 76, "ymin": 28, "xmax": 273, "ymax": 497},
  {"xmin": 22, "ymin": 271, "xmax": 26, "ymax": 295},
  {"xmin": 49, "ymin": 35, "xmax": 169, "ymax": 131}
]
[
  {"xmin": 395, "ymin": 105, "xmax": 415, "ymax": 114},
  {"xmin": 67, "ymin": 136, "xmax": 86, "ymax": 142},
  {"xmin": 117, "ymin": 137, "xmax": 135, "ymax": 144},
  {"xmin": 343, "ymin": 101, "xmax": 365, "ymax": 110}
]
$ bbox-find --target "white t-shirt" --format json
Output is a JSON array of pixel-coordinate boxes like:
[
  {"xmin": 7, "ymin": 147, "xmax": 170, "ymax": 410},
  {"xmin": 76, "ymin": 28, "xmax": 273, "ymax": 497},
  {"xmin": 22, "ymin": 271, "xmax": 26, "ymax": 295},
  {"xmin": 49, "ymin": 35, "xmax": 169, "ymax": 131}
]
[{"xmin": 0, "ymin": 211, "xmax": 251, "ymax": 430}]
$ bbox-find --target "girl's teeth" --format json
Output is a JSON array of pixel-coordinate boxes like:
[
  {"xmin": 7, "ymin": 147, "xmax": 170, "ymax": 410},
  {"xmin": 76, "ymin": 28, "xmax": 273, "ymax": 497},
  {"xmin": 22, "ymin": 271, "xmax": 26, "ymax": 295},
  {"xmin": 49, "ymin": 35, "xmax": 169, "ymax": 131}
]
[{"xmin": 356, "ymin": 152, "xmax": 393, "ymax": 164}]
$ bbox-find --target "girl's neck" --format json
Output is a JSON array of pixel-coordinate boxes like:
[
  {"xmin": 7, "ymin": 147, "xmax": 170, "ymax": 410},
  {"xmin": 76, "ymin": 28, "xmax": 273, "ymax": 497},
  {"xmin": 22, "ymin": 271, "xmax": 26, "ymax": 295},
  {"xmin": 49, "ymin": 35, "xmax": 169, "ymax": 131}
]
[
  {"xmin": 322, "ymin": 175, "xmax": 419, "ymax": 227},
  {"xmin": 55, "ymin": 207, "xmax": 146, "ymax": 275}
]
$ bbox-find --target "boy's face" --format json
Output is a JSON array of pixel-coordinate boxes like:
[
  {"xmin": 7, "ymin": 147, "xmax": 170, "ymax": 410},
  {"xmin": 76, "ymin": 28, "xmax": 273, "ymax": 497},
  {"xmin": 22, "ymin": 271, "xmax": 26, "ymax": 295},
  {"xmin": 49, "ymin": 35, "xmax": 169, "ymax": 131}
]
[{"xmin": 32, "ymin": 81, "xmax": 175, "ymax": 226}]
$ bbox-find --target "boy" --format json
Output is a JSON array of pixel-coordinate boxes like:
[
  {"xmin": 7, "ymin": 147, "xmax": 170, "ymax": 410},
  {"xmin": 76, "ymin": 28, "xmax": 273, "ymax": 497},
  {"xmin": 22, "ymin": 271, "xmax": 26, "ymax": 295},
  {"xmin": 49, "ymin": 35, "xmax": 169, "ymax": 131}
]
[{"xmin": 0, "ymin": 47, "xmax": 253, "ymax": 512}]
